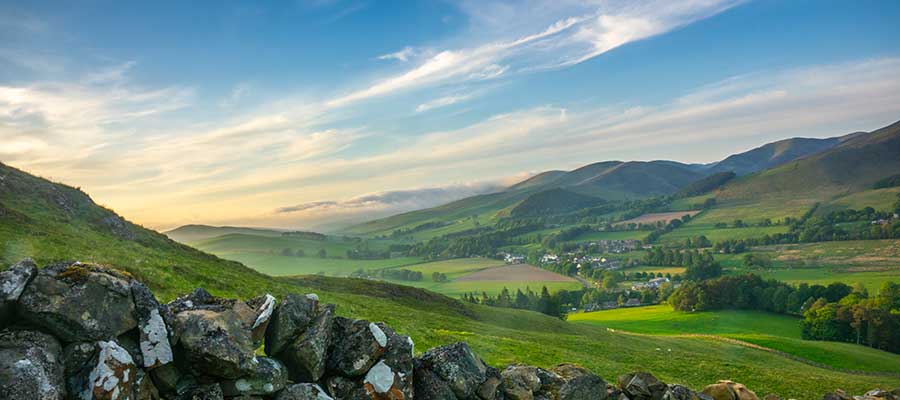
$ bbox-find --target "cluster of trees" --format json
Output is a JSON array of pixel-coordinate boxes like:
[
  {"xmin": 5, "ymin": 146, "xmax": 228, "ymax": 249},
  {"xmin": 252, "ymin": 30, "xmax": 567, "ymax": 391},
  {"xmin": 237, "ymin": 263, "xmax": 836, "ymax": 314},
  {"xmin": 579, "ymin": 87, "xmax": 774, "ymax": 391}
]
[
  {"xmin": 802, "ymin": 282, "xmax": 900, "ymax": 352},
  {"xmin": 350, "ymin": 268, "xmax": 424, "ymax": 282},
  {"xmin": 432, "ymin": 272, "xmax": 448, "ymax": 282},
  {"xmin": 281, "ymin": 231, "xmax": 327, "ymax": 240},
  {"xmin": 462, "ymin": 286, "xmax": 563, "ymax": 317},
  {"xmin": 642, "ymin": 248, "xmax": 714, "ymax": 268},
  {"xmin": 346, "ymin": 248, "xmax": 391, "ymax": 260},
  {"xmin": 280, "ymin": 248, "xmax": 306, "ymax": 257},
  {"xmin": 669, "ymin": 274, "xmax": 900, "ymax": 353}
]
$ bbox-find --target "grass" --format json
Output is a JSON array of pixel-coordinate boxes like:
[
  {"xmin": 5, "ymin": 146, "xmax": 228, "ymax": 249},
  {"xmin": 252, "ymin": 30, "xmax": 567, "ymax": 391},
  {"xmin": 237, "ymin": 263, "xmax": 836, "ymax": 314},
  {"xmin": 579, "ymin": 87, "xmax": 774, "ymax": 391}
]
[
  {"xmin": 569, "ymin": 305, "xmax": 900, "ymax": 375},
  {"xmin": 716, "ymin": 240, "xmax": 900, "ymax": 291},
  {"xmin": 4, "ymin": 162, "xmax": 900, "ymax": 398},
  {"xmin": 818, "ymin": 187, "xmax": 900, "ymax": 214},
  {"xmin": 690, "ymin": 199, "xmax": 816, "ymax": 225},
  {"xmin": 659, "ymin": 224, "xmax": 790, "ymax": 244},
  {"xmin": 571, "ymin": 230, "xmax": 649, "ymax": 242},
  {"xmin": 212, "ymin": 252, "xmax": 425, "ymax": 277}
]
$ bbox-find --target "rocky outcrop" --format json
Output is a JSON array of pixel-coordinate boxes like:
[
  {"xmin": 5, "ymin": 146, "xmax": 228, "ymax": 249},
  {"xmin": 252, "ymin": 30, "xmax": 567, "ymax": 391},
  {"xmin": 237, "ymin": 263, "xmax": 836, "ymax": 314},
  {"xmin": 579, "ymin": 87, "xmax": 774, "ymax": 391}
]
[{"xmin": 1, "ymin": 259, "xmax": 897, "ymax": 400}]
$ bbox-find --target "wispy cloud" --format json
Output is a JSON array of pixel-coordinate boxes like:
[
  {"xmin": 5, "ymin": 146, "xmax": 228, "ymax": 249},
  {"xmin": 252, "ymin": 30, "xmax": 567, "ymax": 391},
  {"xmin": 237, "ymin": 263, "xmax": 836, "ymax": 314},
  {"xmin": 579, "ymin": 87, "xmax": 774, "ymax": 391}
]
[
  {"xmin": 415, "ymin": 93, "xmax": 472, "ymax": 113},
  {"xmin": 326, "ymin": 0, "xmax": 742, "ymax": 107},
  {"xmin": 378, "ymin": 46, "xmax": 415, "ymax": 62}
]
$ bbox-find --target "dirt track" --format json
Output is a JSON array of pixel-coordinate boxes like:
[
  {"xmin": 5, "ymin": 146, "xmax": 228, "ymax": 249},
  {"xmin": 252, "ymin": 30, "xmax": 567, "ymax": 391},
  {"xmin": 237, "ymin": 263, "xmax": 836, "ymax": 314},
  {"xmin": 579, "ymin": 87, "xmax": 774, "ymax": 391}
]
[{"xmin": 456, "ymin": 264, "xmax": 576, "ymax": 282}]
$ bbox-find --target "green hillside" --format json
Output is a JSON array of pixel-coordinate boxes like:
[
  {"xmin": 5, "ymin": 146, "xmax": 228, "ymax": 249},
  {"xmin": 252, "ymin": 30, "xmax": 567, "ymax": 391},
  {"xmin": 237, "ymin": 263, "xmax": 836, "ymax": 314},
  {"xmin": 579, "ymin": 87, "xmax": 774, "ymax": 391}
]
[
  {"xmin": 164, "ymin": 224, "xmax": 285, "ymax": 243},
  {"xmin": 706, "ymin": 135, "xmax": 848, "ymax": 176},
  {"xmin": 717, "ymin": 120, "xmax": 900, "ymax": 202},
  {"xmin": 2, "ymin": 161, "xmax": 898, "ymax": 398}
]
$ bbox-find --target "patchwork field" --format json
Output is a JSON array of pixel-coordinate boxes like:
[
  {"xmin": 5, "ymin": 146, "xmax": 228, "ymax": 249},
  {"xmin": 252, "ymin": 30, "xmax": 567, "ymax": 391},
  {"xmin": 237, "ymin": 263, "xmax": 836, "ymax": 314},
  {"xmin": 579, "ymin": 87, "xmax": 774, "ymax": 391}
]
[
  {"xmin": 818, "ymin": 187, "xmax": 900, "ymax": 214},
  {"xmin": 690, "ymin": 199, "xmax": 816, "ymax": 225},
  {"xmin": 717, "ymin": 240, "xmax": 900, "ymax": 291},
  {"xmin": 616, "ymin": 211, "xmax": 702, "ymax": 226},
  {"xmin": 570, "ymin": 230, "xmax": 649, "ymax": 242},
  {"xmin": 213, "ymin": 252, "xmax": 424, "ymax": 277},
  {"xmin": 569, "ymin": 305, "xmax": 900, "ymax": 374},
  {"xmin": 659, "ymin": 224, "xmax": 790, "ymax": 244},
  {"xmin": 382, "ymin": 260, "xmax": 583, "ymax": 298}
]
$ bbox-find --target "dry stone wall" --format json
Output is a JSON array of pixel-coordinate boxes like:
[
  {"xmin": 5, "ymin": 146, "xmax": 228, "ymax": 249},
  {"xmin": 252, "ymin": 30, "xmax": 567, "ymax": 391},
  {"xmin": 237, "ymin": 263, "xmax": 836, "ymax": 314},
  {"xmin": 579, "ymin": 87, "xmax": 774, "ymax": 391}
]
[{"xmin": 0, "ymin": 259, "xmax": 897, "ymax": 400}]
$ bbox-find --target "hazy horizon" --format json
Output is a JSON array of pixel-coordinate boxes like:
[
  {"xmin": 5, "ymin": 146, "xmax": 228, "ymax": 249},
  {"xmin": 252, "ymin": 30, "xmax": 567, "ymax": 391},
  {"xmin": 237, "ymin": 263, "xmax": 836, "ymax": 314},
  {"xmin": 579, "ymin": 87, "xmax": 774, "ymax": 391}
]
[{"xmin": 3, "ymin": 0, "xmax": 900, "ymax": 231}]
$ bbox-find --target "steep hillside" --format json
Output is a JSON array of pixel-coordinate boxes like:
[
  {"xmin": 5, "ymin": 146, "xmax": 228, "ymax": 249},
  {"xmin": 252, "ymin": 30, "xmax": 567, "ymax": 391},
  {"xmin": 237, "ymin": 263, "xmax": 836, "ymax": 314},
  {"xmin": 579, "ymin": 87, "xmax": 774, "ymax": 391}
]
[
  {"xmin": 509, "ymin": 188, "xmax": 604, "ymax": 217},
  {"xmin": 1, "ymin": 161, "xmax": 898, "ymax": 397},
  {"xmin": 706, "ymin": 135, "xmax": 851, "ymax": 176},
  {"xmin": 570, "ymin": 161, "xmax": 704, "ymax": 198},
  {"xmin": 674, "ymin": 172, "xmax": 736, "ymax": 198},
  {"xmin": 0, "ymin": 162, "xmax": 273, "ymax": 299},
  {"xmin": 165, "ymin": 224, "xmax": 285, "ymax": 243},
  {"xmin": 506, "ymin": 170, "xmax": 567, "ymax": 191},
  {"xmin": 717, "ymin": 120, "xmax": 900, "ymax": 201}
]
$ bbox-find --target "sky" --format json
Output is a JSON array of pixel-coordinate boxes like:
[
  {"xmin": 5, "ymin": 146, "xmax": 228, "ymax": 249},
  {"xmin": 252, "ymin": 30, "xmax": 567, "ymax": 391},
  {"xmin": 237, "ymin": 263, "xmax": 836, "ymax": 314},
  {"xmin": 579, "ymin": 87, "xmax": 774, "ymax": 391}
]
[{"xmin": 2, "ymin": 0, "xmax": 900, "ymax": 231}]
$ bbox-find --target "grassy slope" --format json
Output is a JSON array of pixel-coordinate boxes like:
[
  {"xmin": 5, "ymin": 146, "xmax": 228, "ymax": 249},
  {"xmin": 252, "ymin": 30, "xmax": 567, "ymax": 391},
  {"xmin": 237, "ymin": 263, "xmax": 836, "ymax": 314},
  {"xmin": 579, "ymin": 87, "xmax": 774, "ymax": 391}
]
[
  {"xmin": 716, "ymin": 240, "xmax": 900, "ymax": 291},
  {"xmin": 818, "ymin": 187, "xmax": 900, "ymax": 214},
  {"xmin": 3, "ymin": 162, "xmax": 899, "ymax": 398},
  {"xmin": 569, "ymin": 305, "xmax": 900, "ymax": 374},
  {"xmin": 164, "ymin": 224, "xmax": 285, "ymax": 243}
]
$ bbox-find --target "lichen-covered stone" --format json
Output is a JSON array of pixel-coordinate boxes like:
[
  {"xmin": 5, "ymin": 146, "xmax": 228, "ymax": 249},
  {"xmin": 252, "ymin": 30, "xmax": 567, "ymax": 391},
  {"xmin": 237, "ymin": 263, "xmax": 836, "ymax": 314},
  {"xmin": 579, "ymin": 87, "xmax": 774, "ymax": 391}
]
[
  {"xmin": 245, "ymin": 294, "xmax": 276, "ymax": 348},
  {"xmin": 131, "ymin": 282, "xmax": 173, "ymax": 369},
  {"xmin": 412, "ymin": 359, "xmax": 458, "ymax": 400},
  {"xmin": 220, "ymin": 357, "xmax": 287, "ymax": 397},
  {"xmin": 415, "ymin": 342, "xmax": 490, "ymax": 400},
  {"xmin": 552, "ymin": 363, "xmax": 607, "ymax": 400},
  {"xmin": 277, "ymin": 383, "xmax": 335, "ymax": 400},
  {"xmin": 178, "ymin": 383, "xmax": 224, "ymax": 400},
  {"xmin": 618, "ymin": 372, "xmax": 667, "ymax": 400},
  {"xmin": 502, "ymin": 365, "xmax": 541, "ymax": 400},
  {"xmin": 0, "ymin": 258, "xmax": 37, "ymax": 325},
  {"xmin": 663, "ymin": 384, "xmax": 712, "ymax": 400},
  {"xmin": 328, "ymin": 318, "xmax": 387, "ymax": 377},
  {"xmin": 16, "ymin": 263, "xmax": 137, "ymax": 342},
  {"xmin": 166, "ymin": 288, "xmax": 259, "ymax": 379},
  {"xmin": 277, "ymin": 304, "xmax": 334, "ymax": 382},
  {"xmin": 82, "ymin": 340, "xmax": 139, "ymax": 400},
  {"xmin": 0, "ymin": 329, "xmax": 66, "ymax": 400},
  {"xmin": 264, "ymin": 293, "xmax": 319, "ymax": 357},
  {"xmin": 149, "ymin": 363, "xmax": 179, "ymax": 397},
  {"xmin": 375, "ymin": 323, "xmax": 415, "ymax": 399},
  {"xmin": 701, "ymin": 381, "xmax": 759, "ymax": 400}
]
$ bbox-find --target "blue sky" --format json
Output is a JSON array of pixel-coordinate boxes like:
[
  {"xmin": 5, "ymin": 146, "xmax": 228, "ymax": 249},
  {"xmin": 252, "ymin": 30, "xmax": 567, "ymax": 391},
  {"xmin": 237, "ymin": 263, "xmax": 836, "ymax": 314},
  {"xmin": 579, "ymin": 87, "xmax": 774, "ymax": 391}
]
[{"xmin": 2, "ymin": 0, "xmax": 900, "ymax": 230}]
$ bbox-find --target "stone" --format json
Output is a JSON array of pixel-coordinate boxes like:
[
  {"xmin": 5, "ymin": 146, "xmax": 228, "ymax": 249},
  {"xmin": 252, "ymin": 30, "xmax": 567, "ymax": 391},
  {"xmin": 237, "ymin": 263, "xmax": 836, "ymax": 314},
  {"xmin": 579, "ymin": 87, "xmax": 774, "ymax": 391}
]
[
  {"xmin": 265, "ymin": 293, "xmax": 319, "ymax": 356},
  {"xmin": 82, "ymin": 340, "xmax": 139, "ymax": 400},
  {"xmin": 618, "ymin": 372, "xmax": 667, "ymax": 400},
  {"xmin": 375, "ymin": 322, "xmax": 415, "ymax": 399},
  {"xmin": 663, "ymin": 384, "xmax": 712, "ymax": 400},
  {"xmin": 701, "ymin": 381, "xmax": 759, "ymax": 400},
  {"xmin": 0, "ymin": 329, "xmax": 66, "ymax": 400},
  {"xmin": 131, "ymin": 281, "xmax": 173, "ymax": 369},
  {"xmin": 552, "ymin": 363, "xmax": 608, "ymax": 400},
  {"xmin": 132, "ymin": 368, "xmax": 160, "ymax": 400},
  {"xmin": 276, "ymin": 383, "xmax": 335, "ymax": 400},
  {"xmin": 149, "ymin": 363, "xmax": 180, "ymax": 397},
  {"xmin": 277, "ymin": 304, "xmax": 334, "ymax": 382},
  {"xmin": 328, "ymin": 317, "xmax": 388, "ymax": 377},
  {"xmin": 363, "ymin": 360, "xmax": 406, "ymax": 400},
  {"xmin": 415, "ymin": 342, "xmax": 490, "ymax": 400},
  {"xmin": 177, "ymin": 383, "xmax": 224, "ymax": 400},
  {"xmin": 477, "ymin": 366, "xmax": 504, "ymax": 400},
  {"xmin": 168, "ymin": 289, "xmax": 258, "ymax": 379},
  {"xmin": 502, "ymin": 365, "xmax": 542, "ymax": 400},
  {"xmin": 220, "ymin": 357, "xmax": 288, "ymax": 397},
  {"xmin": 245, "ymin": 293, "xmax": 276, "ymax": 348},
  {"xmin": 0, "ymin": 258, "xmax": 37, "ymax": 324},
  {"xmin": 412, "ymin": 359, "xmax": 459, "ymax": 400},
  {"xmin": 63, "ymin": 341, "xmax": 99, "ymax": 395},
  {"xmin": 324, "ymin": 375, "xmax": 369, "ymax": 399},
  {"xmin": 16, "ymin": 263, "xmax": 137, "ymax": 342}
]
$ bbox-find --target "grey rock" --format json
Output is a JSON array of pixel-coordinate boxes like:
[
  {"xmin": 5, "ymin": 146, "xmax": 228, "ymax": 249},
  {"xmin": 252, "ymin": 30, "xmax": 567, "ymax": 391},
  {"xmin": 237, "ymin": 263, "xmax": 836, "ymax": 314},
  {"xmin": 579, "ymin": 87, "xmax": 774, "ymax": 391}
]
[
  {"xmin": 324, "ymin": 375, "xmax": 369, "ymax": 399},
  {"xmin": 220, "ymin": 357, "xmax": 288, "ymax": 397},
  {"xmin": 244, "ymin": 293, "xmax": 276, "ymax": 348},
  {"xmin": 0, "ymin": 329, "xmax": 66, "ymax": 400},
  {"xmin": 131, "ymin": 281, "xmax": 173, "ymax": 369},
  {"xmin": 177, "ymin": 383, "xmax": 224, "ymax": 400},
  {"xmin": 16, "ymin": 263, "xmax": 137, "ymax": 342},
  {"xmin": 277, "ymin": 383, "xmax": 335, "ymax": 400},
  {"xmin": 552, "ymin": 364, "xmax": 607, "ymax": 400},
  {"xmin": 167, "ymin": 289, "xmax": 258, "ymax": 379},
  {"xmin": 618, "ymin": 372, "xmax": 667, "ymax": 400},
  {"xmin": 663, "ymin": 384, "xmax": 711, "ymax": 400},
  {"xmin": 265, "ymin": 293, "xmax": 318, "ymax": 356},
  {"xmin": 502, "ymin": 365, "xmax": 541, "ymax": 400},
  {"xmin": 477, "ymin": 366, "xmax": 504, "ymax": 400},
  {"xmin": 149, "ymin": 363, "xmax": 180, "ymax": 397},
  {"xmin": 415, "ymin": 342, "xmax": 489, "ymax": 400},
  {"xmin": 80, "ymin": 340, "xmax": 139, "ymax": 400},
  {"xmin": 0, "ymin": 259, "xmax": 37, "ymax": 325},
  {"xmin": 328, "ymin": 317, "xmax": 387, "ymax": 377},
  {"xmin": 277, "ymin": 304, "xmax": 334, "ymax": 382},
  {"xmin": 376, "ymin": 322, "xmax": 415, "ymax": 399},
  {"xmin": 412, "ymin": 359, "xmax": 458, "ymax": 400}
]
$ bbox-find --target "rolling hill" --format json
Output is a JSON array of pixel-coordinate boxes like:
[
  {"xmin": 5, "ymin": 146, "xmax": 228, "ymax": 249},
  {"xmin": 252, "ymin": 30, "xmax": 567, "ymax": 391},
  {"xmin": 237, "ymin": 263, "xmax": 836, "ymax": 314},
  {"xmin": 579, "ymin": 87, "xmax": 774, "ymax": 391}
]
[
  {"xmin": 1, "ymin": 159, "xmax": 898, "ymax": 398},
  {"xmin": 704, "ymin": 135, "xmax": 855, "ymax": 176},
  {"xmin": 715, "ymin": 120, "xmax": 900, "ymax": 201},
  {"xmin": 164, "ymin": 224, "xmax": 285, "ymax": 243}
]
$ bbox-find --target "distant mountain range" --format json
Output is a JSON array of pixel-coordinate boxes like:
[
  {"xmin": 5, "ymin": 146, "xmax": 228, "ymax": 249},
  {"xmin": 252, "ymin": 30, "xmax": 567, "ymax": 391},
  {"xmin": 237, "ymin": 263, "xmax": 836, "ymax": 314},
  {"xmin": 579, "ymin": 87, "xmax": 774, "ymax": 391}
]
[{"xmin": 344, "ymin": 120, "xmax": 900, "ymax": 236}]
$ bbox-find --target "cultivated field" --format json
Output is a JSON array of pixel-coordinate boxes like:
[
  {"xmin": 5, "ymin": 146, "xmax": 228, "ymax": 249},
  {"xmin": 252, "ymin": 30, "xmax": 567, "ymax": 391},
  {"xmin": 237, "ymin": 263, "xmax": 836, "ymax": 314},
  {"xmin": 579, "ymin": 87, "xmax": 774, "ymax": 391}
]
[
  {"xmin": 717, "ymin": 240, "xmax": 900, "ymax": 291},
  {"xmin": 615, "ymin": 211, "xmax": 702, "ymax": 226},
  {"xmin": 659, "ymin": 224, "xmax": 790, "ymax": 244},
  {"xmin": 569, "ymin": 305, "xmax": 900, "ymax": 374},
  {"xmin": 456, "ymin": 263, "xmax": 577, "ymax": 282}
]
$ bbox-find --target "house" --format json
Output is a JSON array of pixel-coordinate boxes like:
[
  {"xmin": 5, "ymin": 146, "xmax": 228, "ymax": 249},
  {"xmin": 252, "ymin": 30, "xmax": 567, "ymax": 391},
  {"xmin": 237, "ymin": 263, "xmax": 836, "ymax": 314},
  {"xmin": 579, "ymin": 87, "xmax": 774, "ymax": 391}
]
[
  {"xmin": 624, "ymin": 298, "xmax": 642, "ymax": 307},
  {"xmin": 541, "ymin": 254, "xmax": 559, "ymax": 264},
  {"xmin": 504, "ymin": 253, "xmax": 525, "ymax": 264},
  {"xmin": 647, "ymin": 277, "xmax": 670, "ymax": 288}
]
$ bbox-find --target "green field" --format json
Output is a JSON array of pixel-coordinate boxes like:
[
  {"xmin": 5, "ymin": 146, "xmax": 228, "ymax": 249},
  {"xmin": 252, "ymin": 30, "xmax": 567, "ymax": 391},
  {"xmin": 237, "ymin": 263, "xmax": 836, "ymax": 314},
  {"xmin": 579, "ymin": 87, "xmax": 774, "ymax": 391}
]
[
  {"xmin": 571, "ymin": 230, "xmax": 649, "ymax": 242},
  {"xmin": 660, "ymin": 223, "xmax": 790, "ymax": 244},
  {"xmin": 717, "ymin": 240, "xmax": 900, "ymax": 291},
  {"xmin": 569, "ymin": 305, "xmax": 900, "ymax": 374},
  {"xmin": 819, "ymin": 187, "xmax": 900, "ymax": 214},
  {"xmin": 210, "ymin": 252, "xmax": 424, "ymax": 277},
  {"xmin": 690, "ymin": 199, "xmax": 816, "ymax": 225},
  {"xmin": 380, "ymin": 258, "xmax": 583, "ymax": 297}
]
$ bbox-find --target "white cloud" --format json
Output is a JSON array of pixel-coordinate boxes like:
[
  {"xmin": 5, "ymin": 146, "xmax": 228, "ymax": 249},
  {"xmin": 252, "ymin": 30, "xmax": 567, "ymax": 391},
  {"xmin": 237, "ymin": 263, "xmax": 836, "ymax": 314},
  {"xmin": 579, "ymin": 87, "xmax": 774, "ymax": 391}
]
[
  {"xmin": 415, "ymin": 94, "xmax": 472, "ymax": 113},
  {"xmin": 326, "ymin": 0, "xmax": 741, "ymax": 107},
  {"xmin": 378, "ymin": 46, "xmax": 415, "ymax": 62}
]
